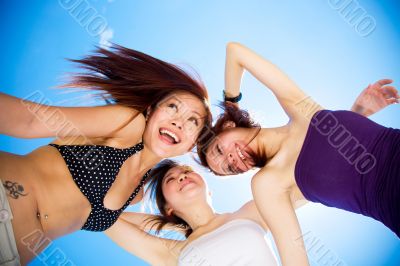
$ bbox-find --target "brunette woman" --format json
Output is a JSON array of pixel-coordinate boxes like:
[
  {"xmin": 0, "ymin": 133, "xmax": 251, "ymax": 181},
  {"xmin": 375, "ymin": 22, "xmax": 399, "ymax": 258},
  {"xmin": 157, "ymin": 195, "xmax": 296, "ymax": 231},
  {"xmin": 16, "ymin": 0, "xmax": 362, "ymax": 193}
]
[
  {"xmin": 197, "ymin": 43, "xmax": 399, "ymax": 265},
  {"xmin": 0, "ymin": 44, "xmax": 212, "ymax": 265},
  {"xmin": 106, "ymin": 160, "xmax": 278, "ymax": 266}
]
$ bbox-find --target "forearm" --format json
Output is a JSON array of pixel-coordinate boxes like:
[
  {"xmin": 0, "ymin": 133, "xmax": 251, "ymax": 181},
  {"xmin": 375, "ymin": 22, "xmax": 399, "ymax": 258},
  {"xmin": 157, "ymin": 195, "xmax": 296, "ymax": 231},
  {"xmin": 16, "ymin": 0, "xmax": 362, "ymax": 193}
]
[
  {"xmin": 121, "ymin": 212, "xmax": 185, "ymax": 234},
  {"xmin": 0, "ymin": 92, "xmax": 38, "ymax": 137},
  {"xmin": 226, "ymin": 43, "xmax": 305, "ymax": 101},
  {"xmin": 224, "ymin": 43, "xmax": 311, "ymax": 118},
  {"xmin": 225, "ymin": 43, "xmax": 244, "ymax": 98},
  {"xmin": 105, "ymin": 219, "xmax": 170, "ymax": 265},
  {"xmin": 120, "ymin": 212, "xmax": 158, "ymax": 230}
]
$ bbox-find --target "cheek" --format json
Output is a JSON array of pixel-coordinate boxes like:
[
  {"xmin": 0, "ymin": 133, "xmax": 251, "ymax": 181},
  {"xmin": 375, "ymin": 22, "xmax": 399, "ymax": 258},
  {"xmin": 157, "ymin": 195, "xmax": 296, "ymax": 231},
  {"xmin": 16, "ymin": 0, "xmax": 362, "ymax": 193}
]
[
  {"xmin": 163, "ymin": 189, "xmax": 180, "ymax": 209},
  {"xmin": 220, "ymin": 132, "xmax": 236, "ymax": 147},
  {"xmin": 193, "ymin": 174, "xmax": 206, "ymax": 186},
  {"xmin": 143, "ymin": 111, "xmax": 161, "ymax": 139},
  {"xmin": 147, "ymin": 109, "xmax": 167, "ymax": 128}
]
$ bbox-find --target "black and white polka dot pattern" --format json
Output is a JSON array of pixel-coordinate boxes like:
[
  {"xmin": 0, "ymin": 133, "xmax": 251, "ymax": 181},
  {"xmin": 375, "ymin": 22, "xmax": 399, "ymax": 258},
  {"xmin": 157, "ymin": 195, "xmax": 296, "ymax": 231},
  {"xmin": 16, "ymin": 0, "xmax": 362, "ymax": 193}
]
[{"xmin": 49, "ymin": 142, "xmax": 150, "ymax": 232}]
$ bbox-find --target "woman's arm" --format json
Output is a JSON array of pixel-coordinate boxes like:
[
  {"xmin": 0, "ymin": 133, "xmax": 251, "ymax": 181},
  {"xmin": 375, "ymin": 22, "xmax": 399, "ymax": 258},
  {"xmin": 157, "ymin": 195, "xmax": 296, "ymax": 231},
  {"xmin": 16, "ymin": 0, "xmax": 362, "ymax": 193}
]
[
  {"xmin": 351, "ymin": 79, "xmax": 399, "ymax": 117},
  {"xmin": 251, "ymin": 168, "xmax": 309, "ymax": 266},
  {"xmin": 224, "ymin": 42, "xmax": 308, "ymax": 118},
  {"xmin": 105, "ymin": 218, "xmax": 178, "ymax": 266},
  {"xmin": 120, "ymin": 212, "xmax": 186, "ymax": 234},
  {"xmin": 120, "ymin": 212, "xmax": 157, "ymax": 230},
  {"xmin": 236, "ymin": 200, "xmax": 270, "ymax": 231},
  {"xmin": 0, "ymin": 92, "xmax": 140, "ymax": 139},
  {"xmin": 236, "ymin": 196, "xmax": 309, "ymax": 232}
]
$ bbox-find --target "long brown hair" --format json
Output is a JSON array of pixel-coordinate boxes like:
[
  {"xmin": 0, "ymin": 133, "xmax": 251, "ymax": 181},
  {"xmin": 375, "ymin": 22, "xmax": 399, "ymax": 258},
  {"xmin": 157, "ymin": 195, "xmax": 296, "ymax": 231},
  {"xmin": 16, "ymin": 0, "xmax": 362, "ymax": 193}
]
[
  {"xmin": 196, "ymin": 102, "xmax": 267, "ymax": 173},
  {"xmin": 63, "ymin": 43, "xmax": 212, "ymax": 135},
  {"xmin": 145, "ymin": 159, "xmax": 193, "ymax": 238}
]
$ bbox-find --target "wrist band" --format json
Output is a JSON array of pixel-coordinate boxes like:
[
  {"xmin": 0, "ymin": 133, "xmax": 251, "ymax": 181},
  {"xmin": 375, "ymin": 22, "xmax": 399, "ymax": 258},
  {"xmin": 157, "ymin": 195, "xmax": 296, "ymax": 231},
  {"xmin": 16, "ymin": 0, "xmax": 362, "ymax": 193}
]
[{"xmin": 223, "ymin": 91, "xmax": 242, "ymax": 103}]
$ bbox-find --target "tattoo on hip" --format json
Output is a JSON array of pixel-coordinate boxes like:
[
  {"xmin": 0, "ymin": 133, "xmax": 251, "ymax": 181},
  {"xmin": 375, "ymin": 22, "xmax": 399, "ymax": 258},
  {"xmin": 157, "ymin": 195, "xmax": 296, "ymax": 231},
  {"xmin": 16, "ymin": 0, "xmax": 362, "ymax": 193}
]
[{"xmin": 3, "ymin": 180, "xmax": 28, "ymax": 199}]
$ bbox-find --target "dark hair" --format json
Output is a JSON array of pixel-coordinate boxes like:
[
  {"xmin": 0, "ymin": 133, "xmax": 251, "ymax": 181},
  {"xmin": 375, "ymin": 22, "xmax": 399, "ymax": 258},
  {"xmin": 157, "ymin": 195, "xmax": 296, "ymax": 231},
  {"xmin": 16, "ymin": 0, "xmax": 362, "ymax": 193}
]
[
  {"xmin": 145, "ymin": 159, "xmax": 193, "ymax": 238},
  {"xmin": 196, "ymin": 102, "xmax": 267, "ymax": 173},
  {"xmin": 63, "ymin": 43, "xmax": 212, "ymax": 139}
]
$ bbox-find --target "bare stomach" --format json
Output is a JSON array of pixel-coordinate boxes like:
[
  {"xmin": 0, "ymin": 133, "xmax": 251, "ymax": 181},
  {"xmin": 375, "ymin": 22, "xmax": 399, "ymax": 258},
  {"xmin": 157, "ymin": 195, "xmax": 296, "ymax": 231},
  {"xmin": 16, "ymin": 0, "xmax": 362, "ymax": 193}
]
[{"xmin": 0, "ymin": 148, "xmax": 91, "ymax": 265}]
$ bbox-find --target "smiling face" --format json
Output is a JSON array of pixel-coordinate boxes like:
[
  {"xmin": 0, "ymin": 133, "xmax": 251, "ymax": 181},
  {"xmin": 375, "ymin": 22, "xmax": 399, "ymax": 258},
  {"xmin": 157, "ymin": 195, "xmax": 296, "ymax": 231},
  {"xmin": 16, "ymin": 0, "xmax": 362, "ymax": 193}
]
[
  {"xmin": 205, "ymin": 127, "xmax": 258, "ymax": 176},
  {"xmin": 161, "ymin": 166, "xmax": 208, "ymax": 214},
  {"xmin": 143, "ymin": 91, "xmax": 208, "ymax": 158}
]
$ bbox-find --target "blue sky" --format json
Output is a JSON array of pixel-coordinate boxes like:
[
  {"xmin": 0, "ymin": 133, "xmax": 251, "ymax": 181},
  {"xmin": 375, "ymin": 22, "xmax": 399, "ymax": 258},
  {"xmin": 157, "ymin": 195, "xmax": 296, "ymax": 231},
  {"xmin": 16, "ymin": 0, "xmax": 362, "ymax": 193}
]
[{"xmin": 1, "ymin": 1, "xmax": 399, "ymax": 265}]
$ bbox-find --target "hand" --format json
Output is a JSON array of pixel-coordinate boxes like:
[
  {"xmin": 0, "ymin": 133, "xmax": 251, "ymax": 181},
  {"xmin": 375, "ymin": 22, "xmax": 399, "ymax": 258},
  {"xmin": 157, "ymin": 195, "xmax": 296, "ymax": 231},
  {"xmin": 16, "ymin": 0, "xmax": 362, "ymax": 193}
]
[{"xmin": 351, "ymin": 79, "xmax": 399, "ymax": 117}]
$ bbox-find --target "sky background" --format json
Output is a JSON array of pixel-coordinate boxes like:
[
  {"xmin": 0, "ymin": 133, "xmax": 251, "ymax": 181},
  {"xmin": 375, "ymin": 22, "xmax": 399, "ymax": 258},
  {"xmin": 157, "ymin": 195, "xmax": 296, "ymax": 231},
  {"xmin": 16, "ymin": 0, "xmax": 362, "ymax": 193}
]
[{"xmin": 0, "ymin": 0, "xmax": 399, "ymax": 265}]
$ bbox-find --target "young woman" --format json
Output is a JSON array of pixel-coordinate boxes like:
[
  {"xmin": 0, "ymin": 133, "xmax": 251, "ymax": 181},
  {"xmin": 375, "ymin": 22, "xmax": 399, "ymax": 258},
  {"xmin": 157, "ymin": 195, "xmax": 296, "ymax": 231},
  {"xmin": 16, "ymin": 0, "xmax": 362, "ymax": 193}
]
[
  {"xmin": 196, "ymin": 43, "xmax": 399, "ymax": 265},
  {"xmin": 106, "ymin": 159, "xmax": 279, "ymax": 266},
  {"xmin": 0, "ymin": 45, "xmax": 212, "ymax": 265}
]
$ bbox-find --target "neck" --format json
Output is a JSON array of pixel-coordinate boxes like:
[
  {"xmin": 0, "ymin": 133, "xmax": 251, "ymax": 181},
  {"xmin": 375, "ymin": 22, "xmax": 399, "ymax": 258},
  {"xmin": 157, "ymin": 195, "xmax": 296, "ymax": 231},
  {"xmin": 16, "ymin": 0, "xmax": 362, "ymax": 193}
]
[
  {"xmin": 138, "ymin": 143, "xmax": 163, "ymax": 173},
  {"xmin": 249, "ymin": 125, "xmax": 290, "ymax": 160},
  {"xmin": 177, "ymin": 202, "xmax": 217, "ymax": 231}
]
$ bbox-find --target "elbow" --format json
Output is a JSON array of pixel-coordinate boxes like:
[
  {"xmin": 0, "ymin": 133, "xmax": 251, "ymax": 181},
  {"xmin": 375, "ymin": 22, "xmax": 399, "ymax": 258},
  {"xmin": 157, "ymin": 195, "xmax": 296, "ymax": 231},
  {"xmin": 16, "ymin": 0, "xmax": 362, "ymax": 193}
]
[
  {"xmin": 226, "ymin": 42, "xmax": 243, "ymax": 54},
  {"xmin": 226, "ymin": 42, "xmax": 246, "ymax": 67}
]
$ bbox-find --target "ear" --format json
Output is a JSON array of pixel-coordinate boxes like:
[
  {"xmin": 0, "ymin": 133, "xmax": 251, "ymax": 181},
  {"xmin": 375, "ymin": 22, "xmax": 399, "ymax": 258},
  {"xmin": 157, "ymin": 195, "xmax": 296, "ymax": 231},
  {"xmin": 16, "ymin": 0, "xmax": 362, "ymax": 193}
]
[
  {"xmin": 165, "ymin": 206, "xmax": 174, "ymax": 216},
  {"xmin": 222, "ymin": 120, "xmax": 236, "ymax": 130}
]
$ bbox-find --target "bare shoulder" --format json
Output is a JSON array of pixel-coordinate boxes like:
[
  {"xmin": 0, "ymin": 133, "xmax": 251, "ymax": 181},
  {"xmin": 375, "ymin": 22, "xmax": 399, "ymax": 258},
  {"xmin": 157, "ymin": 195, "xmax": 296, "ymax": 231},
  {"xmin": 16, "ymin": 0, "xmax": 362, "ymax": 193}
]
[
  {"xmin": 290, "ymin": 96, "xmax": 324, "ymax": 124},
  {"xmin": 234, "ymin": 200, "xmax": 269, "ymax": 231},
  {"xmin": 114, "ymin": 109, "xmax": 146, "ymax": 143},
  {"xmin": 251, "ymin": 165, "xmax": 293, "ymax": 193},
  {"xmin": 98, "ymin": 104, "xmax": 145, "ymax": 136}
]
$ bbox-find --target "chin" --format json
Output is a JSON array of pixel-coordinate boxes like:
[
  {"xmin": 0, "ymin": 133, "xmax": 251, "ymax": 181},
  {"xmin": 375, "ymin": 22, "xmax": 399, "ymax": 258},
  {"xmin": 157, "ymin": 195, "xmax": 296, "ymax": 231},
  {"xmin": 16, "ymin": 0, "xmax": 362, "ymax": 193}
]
[
  {"xmin": 155, "ymin": 149, "xmax": 178, "ymax": 159},
  {"xmin": 148, "ymin": 141, "xmax": 183, "ymax": 158},
  {"xmin": 182, "ymin": 187, "xmax": 203, "ymax": 199}
]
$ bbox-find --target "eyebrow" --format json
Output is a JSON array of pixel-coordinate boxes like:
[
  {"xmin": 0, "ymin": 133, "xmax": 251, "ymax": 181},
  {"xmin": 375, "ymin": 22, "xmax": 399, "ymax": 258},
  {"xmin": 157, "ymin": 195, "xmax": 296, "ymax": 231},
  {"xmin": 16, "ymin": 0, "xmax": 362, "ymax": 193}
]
[
  {"xmin": 173, "ymin": 98, "xmax": 205, "ymax": 118},
  {"xmin": 192, "ymin": 111, "xmax": 203, "ymax": 117}
]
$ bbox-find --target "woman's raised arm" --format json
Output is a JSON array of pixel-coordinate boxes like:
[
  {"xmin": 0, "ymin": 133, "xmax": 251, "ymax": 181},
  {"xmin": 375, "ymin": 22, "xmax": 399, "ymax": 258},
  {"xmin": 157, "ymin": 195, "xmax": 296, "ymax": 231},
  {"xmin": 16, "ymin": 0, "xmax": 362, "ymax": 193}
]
[
  {"xmin": 0, "ymin": 92, "xmax": 140, "ymax": 139},
  {"xmin": 224, "ymin": 42, "xmax": 308, "ymax": 118}
]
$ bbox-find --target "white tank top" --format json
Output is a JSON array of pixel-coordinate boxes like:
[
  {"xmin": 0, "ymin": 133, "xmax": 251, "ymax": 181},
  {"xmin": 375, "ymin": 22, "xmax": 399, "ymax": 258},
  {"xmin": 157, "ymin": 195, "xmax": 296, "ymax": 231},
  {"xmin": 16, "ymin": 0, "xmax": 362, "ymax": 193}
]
[{"xmin": 178, "ymin": 219, "xmax": 278, "ymax": 266}]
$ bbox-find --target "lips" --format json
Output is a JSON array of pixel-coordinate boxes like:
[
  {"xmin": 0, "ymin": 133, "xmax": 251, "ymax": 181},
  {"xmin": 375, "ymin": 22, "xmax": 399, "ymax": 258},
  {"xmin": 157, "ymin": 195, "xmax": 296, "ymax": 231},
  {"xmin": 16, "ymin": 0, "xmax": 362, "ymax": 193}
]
[
  {"xmin": 159, "ymin": 127, "xmax": 181, "ymax": 145},
  {"xmin": 179, "ymin": 179, "xmax": 194, "ymax": 191},
  {"xmin": 236, "ymin": 145, "xmax": 246, "ymax": 161},
  {"xmin": 234, "ymin": 143, "xmax": 255, "ymax": 172}
]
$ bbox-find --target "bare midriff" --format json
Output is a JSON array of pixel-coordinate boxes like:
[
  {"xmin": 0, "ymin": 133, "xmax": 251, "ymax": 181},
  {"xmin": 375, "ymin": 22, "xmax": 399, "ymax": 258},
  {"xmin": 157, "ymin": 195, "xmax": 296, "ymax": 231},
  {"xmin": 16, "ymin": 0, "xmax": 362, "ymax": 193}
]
[{"xmin": 0, "ymin": 146, "xmax": 93, "ymax": 264}]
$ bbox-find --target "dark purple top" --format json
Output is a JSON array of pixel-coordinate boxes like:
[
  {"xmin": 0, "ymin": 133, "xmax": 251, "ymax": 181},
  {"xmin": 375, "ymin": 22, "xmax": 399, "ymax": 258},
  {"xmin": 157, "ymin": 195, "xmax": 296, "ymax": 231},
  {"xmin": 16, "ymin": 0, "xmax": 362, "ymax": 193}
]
[{"xmin": 295, "ymin": 110, "xmax": 399, "ymax": 237}]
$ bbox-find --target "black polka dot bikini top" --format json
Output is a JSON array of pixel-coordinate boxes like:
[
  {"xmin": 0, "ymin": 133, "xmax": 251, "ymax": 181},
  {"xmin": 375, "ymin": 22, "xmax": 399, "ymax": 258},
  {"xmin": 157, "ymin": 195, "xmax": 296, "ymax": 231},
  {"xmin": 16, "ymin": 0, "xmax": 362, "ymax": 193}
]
[{"xmin": 49, "ymin": 141, "xmax": 150, "ymax": 232}]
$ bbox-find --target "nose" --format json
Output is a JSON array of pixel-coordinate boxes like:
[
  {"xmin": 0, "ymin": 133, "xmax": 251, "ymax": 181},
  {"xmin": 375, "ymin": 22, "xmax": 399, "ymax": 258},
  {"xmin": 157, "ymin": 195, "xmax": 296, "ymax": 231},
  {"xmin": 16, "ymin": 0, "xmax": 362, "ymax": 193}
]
[
  {"xmin": 178, "ymin": 173, "xmax": 187, "ymax": 183},
  {"xmin": 171, "ymin": 120, "xmax": 183, "ymax": 130},
  {"xmin": 227, "ymin": 152, "xmax": 235, "ymax": 164}
]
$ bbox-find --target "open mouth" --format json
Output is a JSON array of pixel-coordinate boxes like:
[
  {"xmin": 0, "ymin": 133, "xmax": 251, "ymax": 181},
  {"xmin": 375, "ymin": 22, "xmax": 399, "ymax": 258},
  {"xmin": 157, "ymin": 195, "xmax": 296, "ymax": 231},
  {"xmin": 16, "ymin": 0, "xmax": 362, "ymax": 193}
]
[
  {"xmin": 159, "ymin": 128, "xmax": 181, "ymax": 145},
  {"xmin": 236, "ymin": 145, "xmax": 246, "ymax": 161},
  {"xmin": 235, "ymin": 143, "xmax": 255, "ymax": 171}
]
